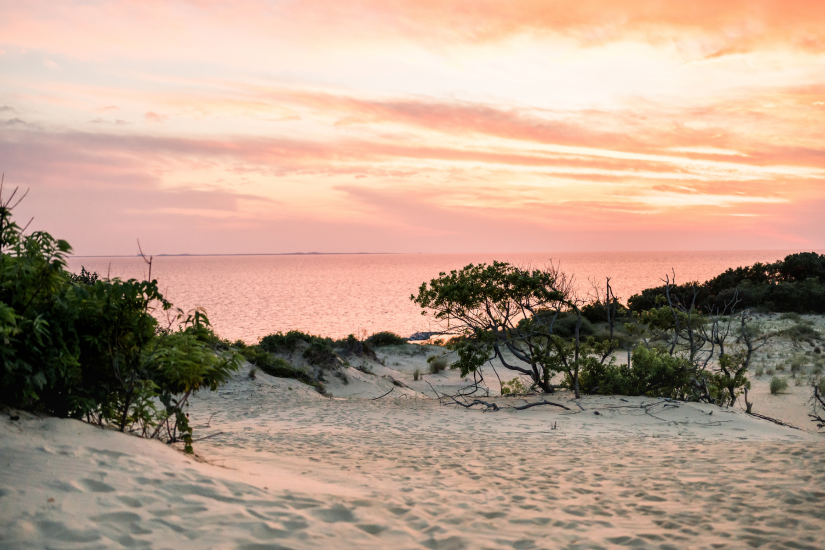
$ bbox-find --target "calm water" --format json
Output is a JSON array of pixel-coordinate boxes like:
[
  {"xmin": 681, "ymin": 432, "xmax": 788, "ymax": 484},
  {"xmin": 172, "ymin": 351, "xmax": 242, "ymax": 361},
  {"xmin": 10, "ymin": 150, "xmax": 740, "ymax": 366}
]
[{"xmin": 68, "ymin": 251, "xmax": 818, "ymax": 343}]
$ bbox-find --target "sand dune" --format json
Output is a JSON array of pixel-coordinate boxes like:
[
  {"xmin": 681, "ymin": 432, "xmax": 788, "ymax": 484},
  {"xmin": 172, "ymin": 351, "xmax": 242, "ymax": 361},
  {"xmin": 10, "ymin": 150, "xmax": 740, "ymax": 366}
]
[{"xmin": 3, "ymin": 360, "xmax": 824, "ymax": 550}]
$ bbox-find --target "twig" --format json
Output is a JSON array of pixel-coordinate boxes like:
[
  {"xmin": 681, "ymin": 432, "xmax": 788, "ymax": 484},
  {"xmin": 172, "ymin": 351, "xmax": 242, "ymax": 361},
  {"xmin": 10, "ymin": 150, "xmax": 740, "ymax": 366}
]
[
  {"xmin": 444, "ymin": 396, "xmax": 500, "ymax": 411},
  {"xmin": 190, "ymin": 431, "xmax": 226, "ymax": 443}
]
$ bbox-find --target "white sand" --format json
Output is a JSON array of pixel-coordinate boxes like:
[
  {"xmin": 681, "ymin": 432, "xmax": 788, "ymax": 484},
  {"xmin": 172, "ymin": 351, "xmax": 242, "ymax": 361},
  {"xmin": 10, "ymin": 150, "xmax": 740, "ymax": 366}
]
[{"xmin": 3, "ymin": 353, "xmax": 824, "ymax": 550}]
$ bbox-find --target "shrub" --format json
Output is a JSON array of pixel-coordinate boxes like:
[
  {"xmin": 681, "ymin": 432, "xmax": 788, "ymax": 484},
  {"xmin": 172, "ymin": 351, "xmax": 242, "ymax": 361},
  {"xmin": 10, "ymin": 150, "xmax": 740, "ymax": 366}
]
[
  {"xmin": 335, "ymin": 334, "xmax": 376, "ymax": 358},
  {"xmin": 259, "ymin": 330, "xmax": 319, "ymax": 354},
  {"xmin": 578, "ymin": 346, "xmax": 690, "ymax": 398},
  {"xmin": 428, "ymin": 355, "xmax": 449, "ymax": 374},
  {"xmin": 766, "ymin": 367, "xmax": 775, "ymax": 375},
  {"xmin": 70, "ymin": 266, "xmax": 99, "ymax": 286},
  {"xmin": 413, "ymin": 368, "xmax": 420, "ymax": 381},
  {"xmin": 302, "ymin": 340, "xmax": 338, "ymax": 366},
  {"xmin": 500, "ymin": 377, "xmax": 531, "ymax": 396},
  {"xmin": 534, "ymin": 311, "xmax": 594, "ymax": 338},
  {"xmin": 780, "ymin": 312, "xmax": 802, "ymax": 322},
  {"xmin": 782, "ymin": 323, "xmax": 820, "ymax": 341},
  {"xmin": 754, "ymin": 366, "xmax": 764, "ymax": 377},
  {"xmin": 770, "ymin": 376, "xmax": 789, "ymax": 394},
  {"xmin": 0, "ymin": 194, "xmax": 241, "ymax": 453},
  {"xmin": 366, "ymin": 331, "xmax": 408, "ymax": 346},
  {"xmin": 791, "ymin": 355, "xmax": 807, "ymax": 373}
]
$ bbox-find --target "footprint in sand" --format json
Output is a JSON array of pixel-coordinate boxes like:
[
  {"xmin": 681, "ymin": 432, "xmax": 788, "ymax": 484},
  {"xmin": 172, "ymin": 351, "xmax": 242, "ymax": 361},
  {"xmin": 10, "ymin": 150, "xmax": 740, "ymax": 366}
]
[
  {"xmin": 80, "ymin": 478, "xmax": 116, "ymax": 493},
  {"xmin": 311, "ymin": 504, "xmax": 357, "ymax": 523}
]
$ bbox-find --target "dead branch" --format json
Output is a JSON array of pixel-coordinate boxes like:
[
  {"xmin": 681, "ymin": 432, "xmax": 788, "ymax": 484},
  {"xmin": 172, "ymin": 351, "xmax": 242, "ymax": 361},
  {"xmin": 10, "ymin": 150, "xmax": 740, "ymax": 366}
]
[{"xmin": 513, "ymin": 400, "xmax": 571, "ymax": 411}]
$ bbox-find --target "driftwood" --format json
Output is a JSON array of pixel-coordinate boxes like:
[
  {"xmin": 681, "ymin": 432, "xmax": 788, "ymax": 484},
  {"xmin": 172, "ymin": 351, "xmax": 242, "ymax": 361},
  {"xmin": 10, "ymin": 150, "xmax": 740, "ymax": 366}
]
[
  {"xmin": 514, "ymin": 400, "xmax": 571, "ymax": 411},
  {"xmin": 372, "ymin": 386, "xmax": 395, "ymax": 400},
  {"xmin": 747, "ymin": 411, "xmax": 800, "ymax": 430}
]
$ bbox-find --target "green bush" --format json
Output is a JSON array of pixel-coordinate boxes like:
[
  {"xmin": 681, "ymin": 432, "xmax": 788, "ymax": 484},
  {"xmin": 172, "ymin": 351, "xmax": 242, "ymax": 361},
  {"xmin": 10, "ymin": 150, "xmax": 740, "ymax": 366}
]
[
  {"xmin": 365, "ymin": 331, "xmax": 408, "ymax": 346},
  {"xmin": 259, "ymin": 330, "xmax": 319, "ymax": 353},
  {"xmin": 578, "ymin": 346, "xmax": 690, "ymax": 398},
  {"xmin": 627, "ymin": 253, "xmax": 825, "ymax": 314},
  {"xmin": 0, "ymin": 196, "xmax": 239, "ymax": 452},
  {"xmin": 532, "ymin": 311, "xmax": 594, "ymax": 338},
  {"xmin": 302, "ymin": 340, "xmax": 337, "ymax": 366},
  {"xmin": 770, "ymin": 376, "xmax": 789, "ymax": 395},
  {"xmin": 334, "ymin": 334, "xmax": 375, "ymax": 357},
  {"xmin": 237, "ymin": 344, "xmax": 322, "ymax": 390}
]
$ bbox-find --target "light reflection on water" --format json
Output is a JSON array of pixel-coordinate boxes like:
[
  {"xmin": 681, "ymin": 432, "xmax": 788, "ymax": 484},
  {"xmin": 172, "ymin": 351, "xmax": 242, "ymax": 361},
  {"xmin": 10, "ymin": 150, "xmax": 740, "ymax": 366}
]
[{"xmin": 67, "ymin": 250, "xmax": 816, "ymax": 343}]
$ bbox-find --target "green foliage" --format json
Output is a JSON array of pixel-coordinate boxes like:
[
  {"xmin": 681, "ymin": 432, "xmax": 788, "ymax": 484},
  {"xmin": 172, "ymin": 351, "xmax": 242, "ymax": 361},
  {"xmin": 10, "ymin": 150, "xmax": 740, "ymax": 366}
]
[
  {"xmin": 413, "ymin": 368, "xmax": 420, "ymax": 381},
  {"xmin": 0, "ymin": 196, "xmax": 239, "ymax": 452},
  {"xmin": 365, "ymin": 331, "xmax": 408, "ymax": 346},
  {"xmin": 335, "ymin": 334, "xmax": 376, "ymax": 358},
  {"xmin": 70, "ymin": 266, "xmax": 99, "ymax": 286},
  {"xmin": 627, "ymin": 253, "xmax": 825, "ymax": 314},
  {"xmin": 706, "ymin": 352, "xmax": 751, "ymax": 406},
  {"xmin": 546, "ymin": 312, "xmax": 594, "ymax": 338},
  {"xmin": 302, "ymin": 340, "xmax": 337, "ymax": 366},
  {"xmin": 581, "ymin": 299, "xmax": 628, "ymax": 324},
  {"xmin": 578, "ymin": 346, "xmax": 690, "ymax": 398},
  {"xmin": 770, "ymin": 376, "xmax": 789, "ymax": 395},
  {"xmin": 500, "ymin": 377, "xmax": 531, "ymax": 396},
  {"xmin": 259, "ymin": 330, "xmax": 319, "ymax": 353},
  {"xmin": 412, "ymin": 261, "xmax": 614, "ymax": 396},
  {"xmin": 236, "ymin": 343, "xmax": 322, "ymax": 390}
]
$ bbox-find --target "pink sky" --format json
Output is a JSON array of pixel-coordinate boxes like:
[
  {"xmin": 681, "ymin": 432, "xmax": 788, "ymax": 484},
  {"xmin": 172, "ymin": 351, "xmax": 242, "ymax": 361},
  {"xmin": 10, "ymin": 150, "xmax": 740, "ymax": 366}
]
[{"xmin": 1, "ymin": 1, "xmax": 824, "ymax": 255}]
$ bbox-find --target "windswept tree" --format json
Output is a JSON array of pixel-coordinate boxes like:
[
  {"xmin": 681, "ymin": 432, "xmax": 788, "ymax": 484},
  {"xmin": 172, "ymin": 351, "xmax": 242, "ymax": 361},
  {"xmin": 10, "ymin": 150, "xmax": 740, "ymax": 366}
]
[{"xmin": 411, "ymin": 261, "xmax": 618, "ymax": 397}]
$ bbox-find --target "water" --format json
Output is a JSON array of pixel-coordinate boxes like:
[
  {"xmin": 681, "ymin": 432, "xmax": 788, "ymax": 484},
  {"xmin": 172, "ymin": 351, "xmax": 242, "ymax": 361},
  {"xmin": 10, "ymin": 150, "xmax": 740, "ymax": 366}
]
[{"xmin": 67, "ymin": 250, "xmax": 818, "ymax": 343}]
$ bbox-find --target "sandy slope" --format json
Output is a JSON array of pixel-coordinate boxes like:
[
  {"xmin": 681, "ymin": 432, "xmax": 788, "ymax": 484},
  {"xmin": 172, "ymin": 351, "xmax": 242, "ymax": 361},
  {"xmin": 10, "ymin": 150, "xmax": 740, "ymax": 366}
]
[{"xmin": 2, "ymin": 361, "xmax": 824, "ymax": 550}]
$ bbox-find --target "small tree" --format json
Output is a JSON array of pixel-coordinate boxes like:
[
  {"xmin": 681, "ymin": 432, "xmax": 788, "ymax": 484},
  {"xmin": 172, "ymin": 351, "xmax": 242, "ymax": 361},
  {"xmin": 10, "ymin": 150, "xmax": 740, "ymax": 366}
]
[
  {"xmin": 411, "ymin": 262, "xmax": 617, "ymax": 397},
  {"xmin": 629, "ymin": 275, "xmax": 769, "ymax": 407}
]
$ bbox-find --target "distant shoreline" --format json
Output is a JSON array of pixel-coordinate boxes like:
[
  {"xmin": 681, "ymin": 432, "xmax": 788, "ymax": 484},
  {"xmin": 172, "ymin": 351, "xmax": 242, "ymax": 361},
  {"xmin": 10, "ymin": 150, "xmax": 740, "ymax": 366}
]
[
  {"xmin": 70, "ymin": 249, "xmax": 824, "ymax": 259},
  {"xmin": 72, "ymin": 252, "xmax": 401, "ymax": 258}
]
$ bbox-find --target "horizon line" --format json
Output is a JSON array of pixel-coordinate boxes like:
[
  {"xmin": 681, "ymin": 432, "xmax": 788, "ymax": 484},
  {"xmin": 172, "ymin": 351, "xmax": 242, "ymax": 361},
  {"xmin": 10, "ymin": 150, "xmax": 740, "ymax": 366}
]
[{"xmin": 70, "ymin": 248, "xmax": 825, "ymax": 259}]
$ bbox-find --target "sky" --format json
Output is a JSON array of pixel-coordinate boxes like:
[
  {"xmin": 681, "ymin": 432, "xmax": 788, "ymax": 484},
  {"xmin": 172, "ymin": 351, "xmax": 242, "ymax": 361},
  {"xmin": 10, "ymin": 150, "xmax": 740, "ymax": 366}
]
[{"xmin": 1, "ymin": 0, "xmax": 824, "ymax": 255}]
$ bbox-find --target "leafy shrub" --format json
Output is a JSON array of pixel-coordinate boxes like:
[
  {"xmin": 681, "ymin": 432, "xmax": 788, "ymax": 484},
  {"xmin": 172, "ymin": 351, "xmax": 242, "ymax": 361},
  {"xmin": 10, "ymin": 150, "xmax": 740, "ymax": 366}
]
[
  {"xmin": 770, "ymin": 376, "xmax": 789, "ymax": 395},
  {"xmin": 581, "ymin": 300, "xmax": 628, "ymax": 324},
  {"xmin": 532, "ymin": 311, "xmax": 594, "ymax": 338},
  {"xmin": 335, "ymin": 334, "xmax": 376, "ymax": 358},
  {"xmin": 303, "ymin": 340, "xmax": 338, "ymax": 366},
  {"xmin": 627, "ymin": 253, "xmax": 825, "ymax": 314},
  {"xmin": 70, "ymin": 266, "xmax": 99, "ymax": 286},
  {"xmin": 259, "ymin": 330, "xmax": 318, "ymax": 353},
  {"xmin": 366, "ymin": 331, "xmax": 408, "ymax": 346},
  {"xmin": 500, "ymin": 377, "xmax": 531, "ymax": 396},
  {"xmin": 578, "ymin": 346, "xmax": 690, "ymax": 398},
  {"xmin": 238, "ymin": 344, "xmax": 321, "ymax": 388},
  {"xmin": 0, "ymin": 196, "xmax": 240, "ymax": 452}
]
